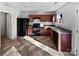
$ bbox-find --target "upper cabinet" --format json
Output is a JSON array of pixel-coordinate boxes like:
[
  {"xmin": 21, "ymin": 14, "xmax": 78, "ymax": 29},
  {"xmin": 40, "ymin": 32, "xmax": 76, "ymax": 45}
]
[
  {"xmin": 56, "ymin": 3, "xmax": 75, "ymax": 30},
  {"xmin": 29, "ymin": 15, "xmax": 53, "ymax": 22}
]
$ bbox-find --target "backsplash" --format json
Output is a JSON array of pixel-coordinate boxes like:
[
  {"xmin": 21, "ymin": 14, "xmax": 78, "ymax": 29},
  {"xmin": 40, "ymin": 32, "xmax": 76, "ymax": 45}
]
[
  {"xmin": 29, "ymin": 22, "xmax": 53, "ymax": 26},
  {"xmin": 29, "ymin": 22, "xmax": 72, "ymax": 30}
]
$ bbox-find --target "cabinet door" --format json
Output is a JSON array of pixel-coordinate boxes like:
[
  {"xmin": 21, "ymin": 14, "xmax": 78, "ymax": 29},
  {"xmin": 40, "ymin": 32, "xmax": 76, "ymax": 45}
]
[
  {"xmin": 61, "ymin": 34, "xmax": 71, "ymax": 52},
  {"xmin": 40, "ymin": 28, "xmax": 51, "ymax": 36},
  {"xmin": 29, "ymin": 15, "xmax": 53, "ymax": 22},
  {"xmin": 28, "ymin": 26, "xmax": 32, "ymax": 35}
]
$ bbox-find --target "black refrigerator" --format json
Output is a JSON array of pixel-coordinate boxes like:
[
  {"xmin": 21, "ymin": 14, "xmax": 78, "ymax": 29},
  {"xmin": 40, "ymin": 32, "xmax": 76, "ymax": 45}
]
[{"xmin": 17, "ymin": 18, "xmax": 29, "ymax": 36}]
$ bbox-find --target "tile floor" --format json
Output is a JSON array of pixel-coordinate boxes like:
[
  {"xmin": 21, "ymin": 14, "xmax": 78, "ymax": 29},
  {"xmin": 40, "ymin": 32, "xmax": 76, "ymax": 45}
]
[
  {"xmin": 0, "ymin": 35, "xmax": 51, "ymax": 56},
  {"xmin": 0, "ymin": 35, "xmax": 73, "ymax": 56},
  {"xmin": 31, "ymin": 36, "xmax": 57, "ymax": 50}
]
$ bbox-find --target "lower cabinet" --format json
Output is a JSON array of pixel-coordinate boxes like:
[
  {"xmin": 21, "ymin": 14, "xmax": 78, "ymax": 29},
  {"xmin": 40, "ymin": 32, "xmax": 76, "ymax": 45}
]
[
  {"xmin": 28, "ymin": 26, "xmax": 51, "ymax": 36},
  {"xmin": 28, "ymin": 26, "xmax": 32, "ymax": 35},
  {"xmin": 40, "ymin": 28, "xmax": 51, "ymax": 36},
  {"xmin": 52, "ymin": 31, "xmax": 58, "ymax": 49},
  {"xmin": 50, "ymin": 29, "xmax": 71, "ymax": 52},
  {"xmin": 61, "ymin": 34, "xmax": 71, "ymax": 52}
]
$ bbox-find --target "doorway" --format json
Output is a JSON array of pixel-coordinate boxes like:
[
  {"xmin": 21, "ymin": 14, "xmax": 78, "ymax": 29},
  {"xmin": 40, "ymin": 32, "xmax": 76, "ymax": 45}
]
[{"xmin": 0, "ymin": 12, "xmax": 11, "ymax": 48}]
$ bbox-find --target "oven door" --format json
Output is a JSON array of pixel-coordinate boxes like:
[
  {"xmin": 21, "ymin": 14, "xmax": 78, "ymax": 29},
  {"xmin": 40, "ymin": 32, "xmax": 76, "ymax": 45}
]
[{"xmin": 32, "ymin": 23, "xmax": 40, "ymax": 35}]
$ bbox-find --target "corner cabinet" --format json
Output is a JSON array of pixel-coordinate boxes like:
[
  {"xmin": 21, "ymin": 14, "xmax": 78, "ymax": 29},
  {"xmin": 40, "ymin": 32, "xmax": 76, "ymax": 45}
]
[{"xmin": 40, "ymin": 28, "xmax": 51, "ymax": 36}]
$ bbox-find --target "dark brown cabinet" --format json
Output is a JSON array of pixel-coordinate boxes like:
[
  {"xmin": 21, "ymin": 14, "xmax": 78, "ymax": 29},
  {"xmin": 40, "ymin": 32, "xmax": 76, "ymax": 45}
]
[
  {"xmin": 29, "ymin": 15, "xmax": 53, "ymax": 22},
  {"xmin": 40, "ymin": 28, "xmax": 51, "ymax": 36},
  {"xmin": 28, "ymin": 26, "xmax": 51, "ymax": 36},
  {"xmin": 52, "ymin": 31, "xmax": 58, "ymax": 49},
  {"xmin": 50, "ymin": 27, "xmax": 71, "ymax": 52},
  {"xmin": 61, "ymin": 34, "xmax": 71, "ymax": 51},
  {"xmin": 28, "ymin": 26, "xmax": 32, "ymax": 35}
]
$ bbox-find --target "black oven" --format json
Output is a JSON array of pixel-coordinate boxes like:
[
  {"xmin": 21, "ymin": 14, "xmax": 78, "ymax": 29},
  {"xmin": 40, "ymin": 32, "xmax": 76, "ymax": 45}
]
[{"xmin": 32, "ymin": 23, "xmax": 40, "ymax": 35}]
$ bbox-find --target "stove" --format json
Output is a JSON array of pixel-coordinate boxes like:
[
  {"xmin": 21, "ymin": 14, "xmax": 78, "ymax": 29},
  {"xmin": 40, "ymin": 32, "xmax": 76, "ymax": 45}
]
[{"xmin": 32, "ymin": 23, "xmax": 40, "ymax": 35}]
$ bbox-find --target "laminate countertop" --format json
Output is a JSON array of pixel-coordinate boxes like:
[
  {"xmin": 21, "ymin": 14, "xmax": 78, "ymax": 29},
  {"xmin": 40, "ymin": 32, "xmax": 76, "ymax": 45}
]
[{"xmin": 45, "ymin": 26, "xmax": 71, "ymax": 34}]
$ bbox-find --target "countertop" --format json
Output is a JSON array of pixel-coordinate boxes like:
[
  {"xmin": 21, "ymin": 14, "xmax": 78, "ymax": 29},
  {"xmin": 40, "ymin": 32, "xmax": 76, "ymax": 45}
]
[
  {"xmin": 28, "ymin": 24, "xmax": 71, "ymax": 34},
  {"xmin": 45, "ymin": 26, "xmax": 71, "ymax": 34}
]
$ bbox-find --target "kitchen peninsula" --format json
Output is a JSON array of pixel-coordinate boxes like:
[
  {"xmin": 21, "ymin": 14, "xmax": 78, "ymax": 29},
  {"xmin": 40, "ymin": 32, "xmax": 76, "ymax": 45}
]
[
  {"xmin": 46, "ymin": 25, "xmax": 71, "ymax": 52},
  {"xmin": 27, "ymin": 14, "xmax": 71, "ymax": 52}
]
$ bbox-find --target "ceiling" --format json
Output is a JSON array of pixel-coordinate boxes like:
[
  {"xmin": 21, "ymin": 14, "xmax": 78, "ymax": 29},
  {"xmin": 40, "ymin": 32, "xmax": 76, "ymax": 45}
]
[{"xmin": 2, "ymin": 2, "xmax": 66, "ymax": 12}]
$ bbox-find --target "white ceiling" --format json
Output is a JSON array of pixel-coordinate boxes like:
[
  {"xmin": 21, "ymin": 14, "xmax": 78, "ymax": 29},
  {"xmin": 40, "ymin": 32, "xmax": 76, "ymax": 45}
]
[{"xmin": 2, "ymin": 2, "xmax": 66, "ymax": 12}]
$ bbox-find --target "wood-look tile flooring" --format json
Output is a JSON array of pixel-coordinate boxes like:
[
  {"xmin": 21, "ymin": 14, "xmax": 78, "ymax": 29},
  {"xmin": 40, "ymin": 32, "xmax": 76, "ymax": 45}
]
[
  {"xmin": 0, "ymin": 35, "xmax": 73, "ymax": 56},
  {"xmin": 31, "ymin": 36, "xmax": 57, "ymax": 50},
  {"xmin": 0, "ymin": 35, "xmax": 51, "ymax": 56},
  {"xmin": 3, "ymin": 47, "xmax": 21, "ymax": 56},
  {"xmin": 30, "ymin": 36, "xmax": 74, "ymax": 56}
]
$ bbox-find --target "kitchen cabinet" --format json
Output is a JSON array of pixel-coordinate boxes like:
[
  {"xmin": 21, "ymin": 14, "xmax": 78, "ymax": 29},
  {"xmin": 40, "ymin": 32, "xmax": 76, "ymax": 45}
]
[
  {"xmin": 28, "ymin": 26, "xmax": 32, "ymax": 35},
  {"xmin": 61, "ymin": 33, "xmax": 71, "ymax": 51},
  {"xmin": 40, "ymin": 27, "xmax": 51, "ymax": 36},
  {"xmin": 49, "ymin": 26, "xmax": 71, "ymax": 52},
  {"xmin": 51, "ymin": 31, "xmax": 58, "ymax": 49},
  {"xmin": 29, "ymin": 15, "xmax": 53, "ymax": 22},
  {"xmin": 28, "ymin": 26, "xmax": 51, "ymax": 36}
]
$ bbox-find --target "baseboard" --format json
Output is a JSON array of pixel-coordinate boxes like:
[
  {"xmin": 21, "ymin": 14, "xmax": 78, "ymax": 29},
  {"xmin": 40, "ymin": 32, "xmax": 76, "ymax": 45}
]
[
  {"xmin": 71, "ymin": 50, "xmax": 76, "ymax": 56},
  {"xmin": 1, "ymin": 34, "xmax": 6, "ymax": 36}
]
